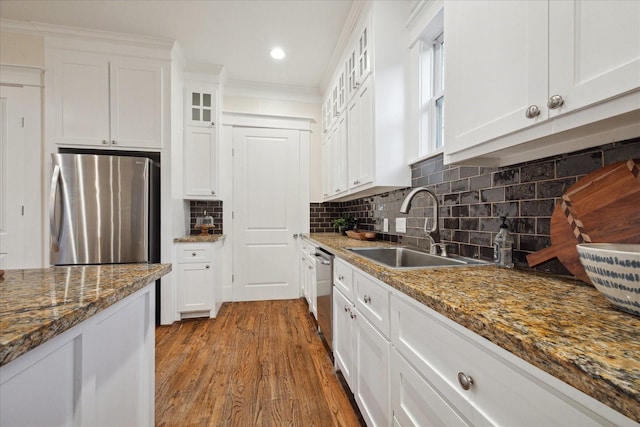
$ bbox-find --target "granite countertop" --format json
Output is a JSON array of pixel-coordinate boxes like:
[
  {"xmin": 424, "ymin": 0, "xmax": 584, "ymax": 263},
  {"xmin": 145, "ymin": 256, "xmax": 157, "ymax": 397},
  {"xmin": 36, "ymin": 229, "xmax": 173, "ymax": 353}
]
[
  {"xmin": 174, "ymin": 234, "xmax": 226, "ymax": 243},
  {"xmin": 0, "ymin": 263, "xmax": 171, "ymax": 367},
  {"xmin": 309, "ymin": 233, "xmax": 640, "ymax": 422}
]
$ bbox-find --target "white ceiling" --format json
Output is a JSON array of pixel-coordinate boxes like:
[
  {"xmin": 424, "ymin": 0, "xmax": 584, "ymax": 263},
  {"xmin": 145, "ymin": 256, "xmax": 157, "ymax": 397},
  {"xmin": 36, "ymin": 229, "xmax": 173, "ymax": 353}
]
[{"xmin": 0, "ymin": 0, "xmax": 355, "ymax": 94}]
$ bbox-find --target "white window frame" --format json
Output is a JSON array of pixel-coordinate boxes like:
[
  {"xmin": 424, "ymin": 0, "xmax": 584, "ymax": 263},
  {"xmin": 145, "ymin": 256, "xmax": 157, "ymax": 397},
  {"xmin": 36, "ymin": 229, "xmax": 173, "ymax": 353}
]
[
  {"xmin": 407, "ymin": 1, "xmax": 445, "ymax": 165},
  {"xmin": 418, "ymin": 31, "xmax": 445, "ymax": 159}
]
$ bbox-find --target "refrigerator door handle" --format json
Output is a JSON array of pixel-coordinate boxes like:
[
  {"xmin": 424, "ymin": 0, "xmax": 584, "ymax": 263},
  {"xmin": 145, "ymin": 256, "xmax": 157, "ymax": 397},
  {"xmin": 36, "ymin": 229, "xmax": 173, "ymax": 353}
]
[{"xmin": 49, "ymin": 164, "xmax": 61, "ymax": 252}]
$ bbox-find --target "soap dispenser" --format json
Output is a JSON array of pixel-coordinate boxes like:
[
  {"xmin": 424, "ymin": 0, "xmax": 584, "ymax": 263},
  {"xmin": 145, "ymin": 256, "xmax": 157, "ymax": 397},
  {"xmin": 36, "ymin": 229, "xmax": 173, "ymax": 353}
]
[{"xmin": 494, "ymin": 216, "xmax": 514, "ymax": 268}]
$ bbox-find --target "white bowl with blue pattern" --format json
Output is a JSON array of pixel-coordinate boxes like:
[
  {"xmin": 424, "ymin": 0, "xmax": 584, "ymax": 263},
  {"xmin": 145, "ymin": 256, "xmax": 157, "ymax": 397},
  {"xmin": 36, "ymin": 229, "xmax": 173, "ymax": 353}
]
[{"xmin": 577, "ymin": 243, "xmax": 640, "ymax": 316}]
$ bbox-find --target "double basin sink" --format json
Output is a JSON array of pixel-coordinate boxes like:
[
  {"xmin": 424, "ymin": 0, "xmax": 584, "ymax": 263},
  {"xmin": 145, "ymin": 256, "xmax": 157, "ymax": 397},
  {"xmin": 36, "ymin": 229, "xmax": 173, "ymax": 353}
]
[{"xmin": 348, "ymin": 246, "xmax": 489, "ymax": 269}]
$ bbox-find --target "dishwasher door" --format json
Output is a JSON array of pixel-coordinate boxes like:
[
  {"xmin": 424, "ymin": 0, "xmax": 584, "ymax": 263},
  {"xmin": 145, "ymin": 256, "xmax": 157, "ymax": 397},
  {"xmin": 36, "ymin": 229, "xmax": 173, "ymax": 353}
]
[{"xmin": 315, "ymin": 247, "xmax": 334, "ymax": 352}]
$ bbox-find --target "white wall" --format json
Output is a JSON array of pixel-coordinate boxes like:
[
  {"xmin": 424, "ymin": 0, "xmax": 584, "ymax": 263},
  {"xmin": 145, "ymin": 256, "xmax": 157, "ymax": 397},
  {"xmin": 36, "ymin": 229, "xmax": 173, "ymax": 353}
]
[{"xmin": 0, "ymin": 31, "xmax": 44, "ymax": 67}]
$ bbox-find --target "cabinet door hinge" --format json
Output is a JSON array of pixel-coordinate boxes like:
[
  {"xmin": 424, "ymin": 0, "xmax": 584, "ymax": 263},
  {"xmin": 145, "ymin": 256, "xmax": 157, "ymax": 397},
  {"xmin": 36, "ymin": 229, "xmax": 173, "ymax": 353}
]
[
  {"xmin": 21, "ymin": 117, "xmax": 24, "ymax": 128},
  {"xmin": 232, "ymin": 274, "xmax": 234, "ymax": 283},
  {"xmin": 21, "ymin": 205, "xmax": 24, "ymax": 216},
  {"xmin": 232, "ymin": 211, "xmax": 234, "ymax": 219}
]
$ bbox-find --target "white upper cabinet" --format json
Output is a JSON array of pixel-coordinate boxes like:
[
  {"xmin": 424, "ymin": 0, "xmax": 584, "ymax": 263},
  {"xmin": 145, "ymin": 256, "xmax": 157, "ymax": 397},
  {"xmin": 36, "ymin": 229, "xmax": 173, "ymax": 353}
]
[
  {"xmin": 49, "ymin": 50, "xmax": 163, "ymax": 150},
  {"xmin": 548, "ymin": 1, "xmax": 640, "ymax": 117},
  {"xmin": 322, "ymin": 2, "xmax": 411, "ymax": 202},
  {"xmin": 187, "ymin": 87, "xmax": 217, "ymax": 127},
  {"xmin": 184, "ymin": 86, "xmax": 219, "ymax": 199},
  {"xmin": 331, "ymin": 113, "xmax": 348, "ymax": 196},
  {"xmin": 347, "ymin": 75, "xmax": 374, "ymax": 191},
  {"xmin": 346, "ymin": 18, "xmax": 371, "ymax": 102},
  {"xmin": 444, "ymin": 0, "xmax": 640, "ymax": 166},
  {"xmin": 321, "ymin": 135, "xmax": 332, "ymax": 199}
]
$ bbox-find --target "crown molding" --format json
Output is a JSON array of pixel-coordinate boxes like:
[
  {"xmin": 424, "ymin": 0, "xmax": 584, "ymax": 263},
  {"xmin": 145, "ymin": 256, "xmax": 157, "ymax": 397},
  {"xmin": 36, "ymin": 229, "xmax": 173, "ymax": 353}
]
[
  {"xmin": 224, "ymin": 79, "xmax": 321, "ymax": 104},
  {"xmin": 2, "ymin": 18, "xmax": 174, "ymax": 58},
  {"xmin": 0, "ymin": 19, "xmax": 42, "ymax": 35}
]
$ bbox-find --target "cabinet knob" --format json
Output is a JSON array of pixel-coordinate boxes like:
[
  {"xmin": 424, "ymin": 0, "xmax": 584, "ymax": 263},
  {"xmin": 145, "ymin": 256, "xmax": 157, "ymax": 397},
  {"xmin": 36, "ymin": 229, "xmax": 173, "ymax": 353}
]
[
  {"xmin": 525, "ymin": 105, "xmax": 540, "ymax": 119},
  {"xmin": 102, "ymin": 140, "xmax": 108, "ymax": 145},
  {"xmin": 211, "ymin": 191, "xmax": 215, "ymax": 195},
  {"xmin": 192, "ymin": 252, "xmax": 197, "ymax": 256},
  {"xmin": 457, "ymin": 372, "xmax": 474, "ymax": 390},
  {"xmin": 338, "ymin": 275, "xmax": 344, "ymax": 281},
  {"xmin": 111, "ymin": 140, "xmax": 117, "ymax": 145},
  {"xmin": 344, "ymin": 305, "xmax": 349, "ymax": 312},
  {"xmin": 350, "ymin": 311, "xmax": 356, "ymax": 319},
  {"xmin": 547, "ymin": 95, "xmax": 564, "ymax": 109},
  {"xmin": 205, "ymin": 264, "xmax": 210, "ymax": 269},
  {"xmin": 364, "ymin": 295, "xmax": 371, "ymax": 304}
]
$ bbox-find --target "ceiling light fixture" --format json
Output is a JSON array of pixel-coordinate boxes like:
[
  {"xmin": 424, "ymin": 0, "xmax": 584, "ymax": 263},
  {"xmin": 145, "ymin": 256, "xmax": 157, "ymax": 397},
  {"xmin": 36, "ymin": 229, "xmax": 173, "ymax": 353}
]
[{"xmin": 270, "ymin": 47, "xmax": 286, "ymax": 60}]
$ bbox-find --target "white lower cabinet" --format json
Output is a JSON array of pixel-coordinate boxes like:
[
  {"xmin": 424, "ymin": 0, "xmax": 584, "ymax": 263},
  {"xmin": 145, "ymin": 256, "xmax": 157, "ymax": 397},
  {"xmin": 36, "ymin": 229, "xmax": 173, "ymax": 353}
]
[
  {"xmin": 390, "ymin": 348, "xmax": 469, "ymax": 427},
  {"xmin": 175, "ymin": 242, "xmax": 216, "ymax": 319},
  {"xmin": 332, "ymin": 256, "xmax": 637, "ymax": 427},
  {"xmin": 333, "ymin": 286, "xmax": 356, "ymax": 390},
  {"xmin": 355, "ymin": 311, "xmax": 391, "ymax": 427},
  {"xmin": 300, "ymin": 239, "xmax": 317, "ymax": 318},
  {"xmin": 333, "ymin": 262, "xmax": 391, "ymax": 427},
  {"xmin": 390, "ymin": 293, "xmax": 634, "ymax": 427}
]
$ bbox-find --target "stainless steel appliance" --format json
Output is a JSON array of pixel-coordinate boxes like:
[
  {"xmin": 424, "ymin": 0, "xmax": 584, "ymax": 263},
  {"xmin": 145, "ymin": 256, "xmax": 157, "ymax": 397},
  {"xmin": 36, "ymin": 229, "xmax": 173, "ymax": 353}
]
[
  {"xmin": 49, "ymin": 153, "xmax": 159, "ymax": 265},
  {"xmin": 315, "ymin": 247, "xmax": 334, "ymax": 352}
]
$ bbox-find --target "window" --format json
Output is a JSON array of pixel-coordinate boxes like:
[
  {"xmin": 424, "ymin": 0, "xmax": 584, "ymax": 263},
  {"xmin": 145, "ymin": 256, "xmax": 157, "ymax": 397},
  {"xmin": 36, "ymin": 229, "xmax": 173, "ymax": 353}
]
[{"xmin": 418, "ymin": 32, "xmax": 445, "ymax": 157}]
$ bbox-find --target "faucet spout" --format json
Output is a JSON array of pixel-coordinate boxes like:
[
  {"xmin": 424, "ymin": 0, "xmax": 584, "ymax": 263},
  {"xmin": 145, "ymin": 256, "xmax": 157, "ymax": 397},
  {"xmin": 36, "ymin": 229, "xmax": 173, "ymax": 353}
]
[{"xmin": 399, "ymin": 187, "xmax": 441, "ymax": 244}]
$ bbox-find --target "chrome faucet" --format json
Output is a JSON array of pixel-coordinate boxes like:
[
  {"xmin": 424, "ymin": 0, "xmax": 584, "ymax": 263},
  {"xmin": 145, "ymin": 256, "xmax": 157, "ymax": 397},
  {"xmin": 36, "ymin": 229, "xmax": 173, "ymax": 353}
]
[{"xmin": 399, "ymin": 187, "xmax": 445, "ymax": 256}]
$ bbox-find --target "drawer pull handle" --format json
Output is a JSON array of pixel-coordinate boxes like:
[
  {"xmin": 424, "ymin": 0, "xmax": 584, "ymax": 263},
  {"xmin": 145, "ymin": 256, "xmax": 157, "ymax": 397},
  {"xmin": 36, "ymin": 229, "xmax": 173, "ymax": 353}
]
[
  {"xmin": 338, "ymin": 275, "xmax": 344, "ymax": 281},
  {"xmin": 457, "ymin": 372, "xmax": 474, "ymax": 390},
  {"xmin": 364, "ymin": 295, "xmax": 371, "ymax": 304}
]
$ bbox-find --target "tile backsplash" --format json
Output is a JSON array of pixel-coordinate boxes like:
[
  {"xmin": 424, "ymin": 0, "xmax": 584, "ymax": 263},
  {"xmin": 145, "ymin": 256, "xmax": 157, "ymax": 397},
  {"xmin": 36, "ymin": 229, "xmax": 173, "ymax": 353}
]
[
  {"xmin": 311, "ymin": 137, "xmax": 639, "ymax": 276},
  {"xmin": 189, "ymin": 200, "xmax": 223, "ymax": 235}
]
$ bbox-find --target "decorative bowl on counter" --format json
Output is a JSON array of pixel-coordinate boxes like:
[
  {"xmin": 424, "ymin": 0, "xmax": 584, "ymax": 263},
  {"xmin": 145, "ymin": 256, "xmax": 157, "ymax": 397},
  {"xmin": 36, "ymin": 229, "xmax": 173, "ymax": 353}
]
[{"xmin": 577, "ymin": 243, "xmax": 640, "ymax": 316}]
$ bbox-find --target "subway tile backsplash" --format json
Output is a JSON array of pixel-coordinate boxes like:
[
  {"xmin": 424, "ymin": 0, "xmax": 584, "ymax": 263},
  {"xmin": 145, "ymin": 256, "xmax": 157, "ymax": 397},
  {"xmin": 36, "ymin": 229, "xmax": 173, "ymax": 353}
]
[
  {"xmin": 189, "ymin": 200, "xmax": 223, "ymax": 235},
  {"xmin": 311, "ymin": 137, "xmax": 640, "ymax": 276}
]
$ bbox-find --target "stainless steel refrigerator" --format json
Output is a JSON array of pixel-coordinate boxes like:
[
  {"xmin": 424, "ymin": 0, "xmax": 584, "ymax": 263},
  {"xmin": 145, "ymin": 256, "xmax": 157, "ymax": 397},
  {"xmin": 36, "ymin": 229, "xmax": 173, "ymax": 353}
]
[{"xmin": 50, "ymin": 153, "xmax": 159, "ymax": 265}]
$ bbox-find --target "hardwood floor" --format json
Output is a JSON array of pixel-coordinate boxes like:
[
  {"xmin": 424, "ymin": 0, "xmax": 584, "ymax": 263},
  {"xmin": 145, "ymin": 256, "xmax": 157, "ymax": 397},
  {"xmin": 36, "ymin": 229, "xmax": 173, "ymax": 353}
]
[{"xmin": 155, "ymin": 299, "xmax": 364, "ymax": 427}]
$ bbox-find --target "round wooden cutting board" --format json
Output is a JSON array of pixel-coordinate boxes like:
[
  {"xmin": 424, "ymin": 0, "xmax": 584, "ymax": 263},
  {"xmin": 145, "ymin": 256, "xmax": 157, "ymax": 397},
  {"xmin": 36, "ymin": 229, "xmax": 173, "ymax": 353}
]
[{"xmin": 527, "ymin": 159, "xmax": 640, "ymax": 283}]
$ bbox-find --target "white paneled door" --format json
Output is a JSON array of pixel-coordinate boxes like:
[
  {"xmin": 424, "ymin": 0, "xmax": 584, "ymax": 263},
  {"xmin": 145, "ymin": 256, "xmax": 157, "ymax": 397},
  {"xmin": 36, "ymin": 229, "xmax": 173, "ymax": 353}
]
[
  {"xmin": 233, "ymin": 127, "xmax": 301, "ymax": 301},
  {"xmin": 0, "ymin": 84, "xmax": 42, "ymax": 269}
]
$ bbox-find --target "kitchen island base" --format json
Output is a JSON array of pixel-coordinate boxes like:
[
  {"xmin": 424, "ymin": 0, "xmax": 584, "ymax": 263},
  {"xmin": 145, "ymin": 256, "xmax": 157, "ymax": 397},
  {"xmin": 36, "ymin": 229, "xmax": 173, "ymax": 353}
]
[{"xmin": 1, "ymin": 285, "xmax": 156, "ymax": 426}]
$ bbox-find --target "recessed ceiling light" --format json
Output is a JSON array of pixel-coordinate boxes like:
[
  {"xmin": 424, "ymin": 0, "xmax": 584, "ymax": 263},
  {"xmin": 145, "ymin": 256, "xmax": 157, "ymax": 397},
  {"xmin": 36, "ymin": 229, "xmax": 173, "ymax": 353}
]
[{"xmin": 270, "ymin": 47, "xmax": 285, "ymax": 60}]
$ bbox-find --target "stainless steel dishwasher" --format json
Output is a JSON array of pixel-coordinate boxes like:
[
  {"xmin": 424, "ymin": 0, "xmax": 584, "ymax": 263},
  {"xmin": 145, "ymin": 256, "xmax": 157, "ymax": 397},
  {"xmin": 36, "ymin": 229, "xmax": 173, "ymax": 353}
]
[{"xmin": 315, "ymin": 247, "xmax": 334, "ymax": 352}]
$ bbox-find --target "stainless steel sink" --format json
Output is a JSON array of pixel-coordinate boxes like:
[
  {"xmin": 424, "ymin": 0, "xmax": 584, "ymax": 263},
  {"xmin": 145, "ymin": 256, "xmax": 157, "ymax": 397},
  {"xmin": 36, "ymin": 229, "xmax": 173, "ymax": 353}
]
[{"xmin": 347, "ymin": 247, "xmax": 488, "ymax": 269}]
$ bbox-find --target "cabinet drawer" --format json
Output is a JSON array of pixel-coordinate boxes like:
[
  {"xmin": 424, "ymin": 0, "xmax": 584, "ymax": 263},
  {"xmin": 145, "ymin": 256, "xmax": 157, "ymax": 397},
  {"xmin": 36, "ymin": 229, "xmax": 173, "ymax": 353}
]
[
  {"xmin": 176, "ymin": 244, "xmax": 213, "ymax": 263},
  {"xmin": 354, "ymin": 270, "xmax": 390, "ymax": 338},
  {"xmin": 390, "ymin": 294, "xmax": 614, "ymax": 426},
  {"xmin": 334, "ymin": 258, "xmax": 353, "ymax": 300}
]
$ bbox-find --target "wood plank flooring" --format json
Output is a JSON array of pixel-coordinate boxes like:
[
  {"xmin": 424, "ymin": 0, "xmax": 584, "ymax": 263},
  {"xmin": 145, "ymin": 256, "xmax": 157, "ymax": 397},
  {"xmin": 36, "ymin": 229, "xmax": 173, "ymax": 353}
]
[{"xmin": 155, "ymin": 299, "xmax": 364, "ymax": 427}]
